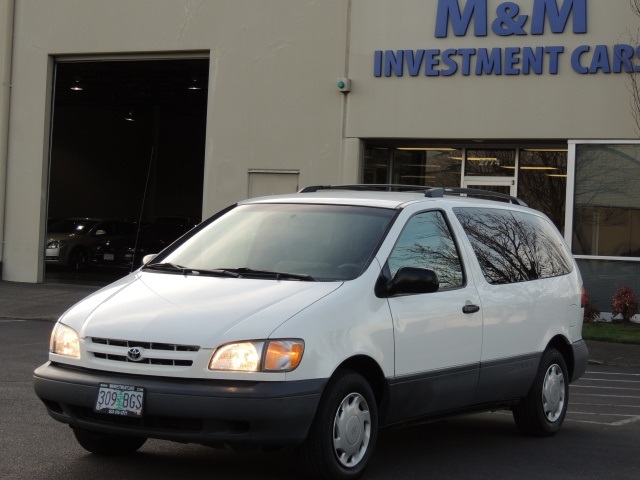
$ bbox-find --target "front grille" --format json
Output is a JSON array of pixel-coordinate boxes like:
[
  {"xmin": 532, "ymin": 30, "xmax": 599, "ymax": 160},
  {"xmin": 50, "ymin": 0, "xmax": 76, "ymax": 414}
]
[{"xmin": 89, "ymin": 337, "xmax": 200, "ymax": 367}]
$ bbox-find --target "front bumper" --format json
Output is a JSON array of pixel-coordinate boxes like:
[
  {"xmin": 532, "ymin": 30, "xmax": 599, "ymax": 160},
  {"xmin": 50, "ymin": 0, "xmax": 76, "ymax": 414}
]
[{"xmin": 34, "ymin": 362, "xmax": 325, "ymax": 447}]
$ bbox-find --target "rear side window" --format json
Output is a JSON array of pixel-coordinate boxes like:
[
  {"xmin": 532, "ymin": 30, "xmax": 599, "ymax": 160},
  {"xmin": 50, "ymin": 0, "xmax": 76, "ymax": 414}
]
[{"xmin": 454, "ymin": 207, "xmax": 573, "ymax": 285}]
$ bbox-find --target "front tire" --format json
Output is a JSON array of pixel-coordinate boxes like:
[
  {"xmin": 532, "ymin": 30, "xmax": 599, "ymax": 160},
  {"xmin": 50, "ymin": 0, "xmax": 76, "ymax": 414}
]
[
  {"xmin": 513, "ymin": 348, "xmax": 569, "ymax": 436},
  {"xmin": 67, "ymin": 248, "xmax": 88, "ymax": 271},
  {"xmin": 72, "ymin": 427, "xmax": 147, "ymax": 455},
  {"xmin": 298, "ymin": 370, "xmax": 378, "ymax": 480}
]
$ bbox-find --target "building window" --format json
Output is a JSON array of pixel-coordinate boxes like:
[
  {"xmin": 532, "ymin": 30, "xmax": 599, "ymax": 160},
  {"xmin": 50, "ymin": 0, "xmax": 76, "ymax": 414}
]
[
  {"xmin": 363, "ymin": 145, "xmax": 462, "ymax": 187},
  {"xmin": 518, "ymin": 149, "xmax": 567, "ymax": 232},
  {"xmin": 464, "ymin": 149, "xmax": 515, "ymax": 177},
  {"xmin": 572, "ymin": 144, "xmax": 640, "ymax": 257}
]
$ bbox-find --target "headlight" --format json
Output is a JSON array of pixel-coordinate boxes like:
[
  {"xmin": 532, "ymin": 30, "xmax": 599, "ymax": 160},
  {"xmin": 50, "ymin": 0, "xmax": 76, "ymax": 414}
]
[
  {"xmin": 50, "ymin": 323, "xmax": 80, "ymax": 359},
  {"xmin": 47, "ymin": 240, "xmax": 67, "ymax": 249},
  {"xmin": 209, "ymin": 339, "xmax": 304, "ymax": 372}
]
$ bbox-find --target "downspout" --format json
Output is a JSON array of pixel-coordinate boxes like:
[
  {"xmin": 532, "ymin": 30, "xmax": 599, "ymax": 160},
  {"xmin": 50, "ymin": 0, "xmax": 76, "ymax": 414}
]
[{"xmin": 0, "ymin": 0, "xmax": 15, "ymax": 268}]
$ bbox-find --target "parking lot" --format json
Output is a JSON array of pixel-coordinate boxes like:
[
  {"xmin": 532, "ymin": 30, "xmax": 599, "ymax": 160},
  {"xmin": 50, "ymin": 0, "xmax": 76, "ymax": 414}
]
[
  {"xmin": 2, "ymin": 319, "xmax": 639, "ymax": 480},
  {"xmin": 570, "ymin": 366, "xmax": 640, "ymax": 427}
]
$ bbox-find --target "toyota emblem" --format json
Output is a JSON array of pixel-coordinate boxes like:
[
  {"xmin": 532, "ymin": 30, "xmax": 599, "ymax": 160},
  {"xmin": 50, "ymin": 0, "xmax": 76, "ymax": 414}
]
[{"xmin": 127, "ymin": 347, "xmax": 144, "ymax": 362}]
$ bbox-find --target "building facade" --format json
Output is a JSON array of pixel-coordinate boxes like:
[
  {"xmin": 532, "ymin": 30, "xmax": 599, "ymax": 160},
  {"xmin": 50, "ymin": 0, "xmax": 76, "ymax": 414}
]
[{"xmin": 0, "ymin": 0, "xmax": 638, "ymax": 312}]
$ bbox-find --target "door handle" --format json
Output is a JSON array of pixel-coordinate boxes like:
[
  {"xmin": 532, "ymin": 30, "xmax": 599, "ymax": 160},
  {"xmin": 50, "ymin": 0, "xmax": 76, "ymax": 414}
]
[{"xmin": 462, "ymin": 304, "xmax": 480, "ymax": 314}]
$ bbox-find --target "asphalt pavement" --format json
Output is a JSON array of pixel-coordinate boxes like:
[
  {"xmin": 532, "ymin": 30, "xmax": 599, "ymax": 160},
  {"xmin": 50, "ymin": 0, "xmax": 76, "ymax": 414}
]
[{"xmin": 1, "ymin": 279, "xmax": 640, "ymax": 367}]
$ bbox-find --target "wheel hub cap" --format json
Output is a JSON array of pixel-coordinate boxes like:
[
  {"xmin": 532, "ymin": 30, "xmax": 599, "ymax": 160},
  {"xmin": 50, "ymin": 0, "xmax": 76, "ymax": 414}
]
[
  {"xmin": 542, "ymin": 364, "xmax": 565, "ymax": 422},
  {"xmin": 332, "ymin": 392, "xmax": 371, "ymax": 468}
]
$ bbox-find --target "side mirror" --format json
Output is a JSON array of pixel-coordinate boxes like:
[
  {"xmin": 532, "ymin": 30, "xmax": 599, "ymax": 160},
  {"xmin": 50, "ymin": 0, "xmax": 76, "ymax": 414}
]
[
  {"xmin": 94, "ymin": 229, "xmax": 107, "ymax": 236},
  {"xmin": 142, "ymin": 254, "xmax": 157, "ymax": 265},
  {"xmin": 388, "ymin": 267, "xmax": 439, "ymax": 296}
]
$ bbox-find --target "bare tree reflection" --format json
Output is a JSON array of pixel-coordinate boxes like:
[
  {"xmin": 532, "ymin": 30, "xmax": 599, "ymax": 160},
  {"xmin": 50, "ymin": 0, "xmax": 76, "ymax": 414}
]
[
  {"xmin": 518, "ymin": 151, "xmax": 567, "ymax": 231},
  {"xmin": 388, "ymin": 212, "xmax": 464, "ymax": 289},
  {"xmin": 455, "ymin": 208, "xmax": 572, "ymax": 285}
]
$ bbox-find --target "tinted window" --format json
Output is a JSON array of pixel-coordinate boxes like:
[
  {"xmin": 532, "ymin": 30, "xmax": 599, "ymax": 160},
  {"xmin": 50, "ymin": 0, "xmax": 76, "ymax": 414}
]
[
  {"xmin": 388, "ymin": 211, "xmax": 464, "ymax": 289},
  {"xmin": 160, "ymin": 204, "xmax": 395, "ymax": 281},
  {"xmin": 454, "ymin": 207, "xmax": 573, "ymax": 285}
]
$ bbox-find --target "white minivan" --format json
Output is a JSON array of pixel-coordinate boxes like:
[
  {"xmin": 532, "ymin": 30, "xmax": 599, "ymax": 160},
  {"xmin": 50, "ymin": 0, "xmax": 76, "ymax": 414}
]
[{"xmin": 34, "ymin": 186, "xmax": 589, "ymax": 480}]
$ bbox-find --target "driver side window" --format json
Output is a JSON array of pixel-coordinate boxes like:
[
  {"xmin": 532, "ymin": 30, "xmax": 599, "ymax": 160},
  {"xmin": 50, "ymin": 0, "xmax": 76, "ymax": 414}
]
[{"xmin": 388, "ymin": 211, "xmax": 464, "ymax": 290}]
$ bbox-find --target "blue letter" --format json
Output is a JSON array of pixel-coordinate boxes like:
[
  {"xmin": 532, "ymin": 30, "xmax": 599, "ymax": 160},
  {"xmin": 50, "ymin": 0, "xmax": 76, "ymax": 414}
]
[
  {"xmin": 531, "ymin": 0, "xmax": 587, "ymax": 35},
  {"xmin": 545, "ymin": 46, "xmax": 564, "ymax": 74},
  {"xmin": 374, "ymin": 51, "xmax": 383, "ymax": 77},
  {"xmin": 613, "ymin": 44, "xmax": 634, "ymax": 73},
  {"xmin": 504, "ymin": 47, "xmax": 521, "ymax": 75},
  {"xmin": 589, "ymin": 45, "xmax": 611, "ymax": 74},
  {"xmin": 522, "ymin": 47, "xmax": 544, "ymax": 74},
  {"xmin": 571, "ymin": 45, "xmax": 589, "ymax": 74},
  {"xmin": 405, "ymin": 50, "xmax": 425, "ymax": 76},
  {"xmin": 441, "ymin": 49, "xmax": 459, "ymax": 76},
  {"xmin": 425, "ymin": 50, "xmax": 441, "ymax": 76},
  {"xmin": 384, "ymin": 50, "xmax": 404, "ymax": 77},
  {"xmin": 458, "ymin": 48, "xmax": 477, "ymax": 75},
  {"xmin": 476, "ymin": 48, "xmax": 502, "ymax": 75},
  {"xmin": 435, "ymin": 0, "xmax": 488, "ymax": 37}
]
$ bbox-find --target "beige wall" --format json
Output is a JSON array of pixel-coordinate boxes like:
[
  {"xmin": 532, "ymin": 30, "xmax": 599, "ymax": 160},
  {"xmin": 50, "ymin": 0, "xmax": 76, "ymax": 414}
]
[
  {"xmin": 2, "ymin": 0, "xmax": 350, "ymax": 282},
  {"xmin": 0, "ymin": 0, "xmax": 14, "ymax": 265},
  {"xmin": 347, "ymin": 0, "xmax": 640, "ymax": 139},
  {"xmin": 2, "ymin": 0, "xmax": 639, "ymax": 282}
]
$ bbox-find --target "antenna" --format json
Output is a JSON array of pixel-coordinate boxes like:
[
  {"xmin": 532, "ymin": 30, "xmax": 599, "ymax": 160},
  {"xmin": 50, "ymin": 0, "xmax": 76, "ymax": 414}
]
[{"xmin": 131, "ymin": 147, "xmax": 154, "ymax": 273}]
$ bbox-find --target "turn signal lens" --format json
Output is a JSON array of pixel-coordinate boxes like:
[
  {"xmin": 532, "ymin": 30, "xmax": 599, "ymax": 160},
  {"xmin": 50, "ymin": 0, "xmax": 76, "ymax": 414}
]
[
  {"xmin": 581, "ymin": 287, "xmax": 588, "ymax": 309},
  {"xmin": 264, "ymin": 340, "xmax": 304, "ymax": 372},
  {"xmin": 50, "ymin": 323, "xmax": 80, "ymax": 359}
]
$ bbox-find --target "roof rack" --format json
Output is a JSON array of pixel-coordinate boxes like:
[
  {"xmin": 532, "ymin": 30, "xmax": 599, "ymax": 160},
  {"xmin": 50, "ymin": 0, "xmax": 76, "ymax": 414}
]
[
  {"xmin": 299, "ymin": 184, "xmax": 433, "ymax": 193},
  {"xmin": 424, "ymin": 187, "xmax": 528, "ymax": 206},
  {"xmin": 299, "ymin": 184, "xmax": 528, "ymax": 207}
]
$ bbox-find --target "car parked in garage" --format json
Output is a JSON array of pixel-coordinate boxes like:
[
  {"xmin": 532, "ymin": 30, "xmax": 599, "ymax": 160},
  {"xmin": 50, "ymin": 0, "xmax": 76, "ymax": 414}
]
[
  {"xmin": 46, "ymin": 218, "xmax": 137, "ymax": 270},
  {"xmin": 90, "ymin": 216, "xmax": 199, "ymax": 269},
  {"xmin": 35, "ymin": 186, "xmax": 588, "ymax": 479}
]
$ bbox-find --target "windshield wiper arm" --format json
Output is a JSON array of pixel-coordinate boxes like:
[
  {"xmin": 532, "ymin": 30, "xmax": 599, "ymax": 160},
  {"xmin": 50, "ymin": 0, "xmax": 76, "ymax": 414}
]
[
  {"xmin": 217, "ymin": 267, "xmax": 315, "ymax": 281},
  {"xmin": 143, "ymin": 263, "xmax": 241, "ymax": 278},
  {"xmin": 143, "ymin": 262, "xmax": 190, "ymax": 273}
]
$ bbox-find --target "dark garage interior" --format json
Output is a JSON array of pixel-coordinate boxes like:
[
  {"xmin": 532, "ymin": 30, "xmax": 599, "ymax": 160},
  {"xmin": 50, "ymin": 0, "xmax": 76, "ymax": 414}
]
[{"xmin": 46, "ymin": 58, "xmax": 209, "ymax": 284}]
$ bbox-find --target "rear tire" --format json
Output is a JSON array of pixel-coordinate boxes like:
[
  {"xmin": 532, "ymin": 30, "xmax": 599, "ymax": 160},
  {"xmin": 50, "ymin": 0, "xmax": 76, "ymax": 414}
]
[
  {"xmin": 72, "ymin": 427, "xmax": 147, "ymax": 455},
  {"xmin": 513, "ymin": 348, "xmax": 569, "ymax": 436},
  {"xmin": 298, "ymin": 370, "xmax": 378, "ymax": 480},
  {"xmin": 67, "ymin": 248, "xmax": 88, "ymax": 271}
]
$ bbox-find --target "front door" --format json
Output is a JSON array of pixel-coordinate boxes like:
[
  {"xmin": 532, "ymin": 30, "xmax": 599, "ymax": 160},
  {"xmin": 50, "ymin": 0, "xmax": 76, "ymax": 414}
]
[{"xmin": 384, "ymin": 209, "xmax": 482, "ymax": 422}]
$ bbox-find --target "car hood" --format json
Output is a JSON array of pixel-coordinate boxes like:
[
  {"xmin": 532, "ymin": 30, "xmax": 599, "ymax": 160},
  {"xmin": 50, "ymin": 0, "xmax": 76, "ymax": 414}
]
[
  {"xmin": 46, "ymin": 232, "xmax": 84, "ymax": 242},
  {"xmin": 62, "ymin": 272, "xmax": 342, "ymax": 348}
]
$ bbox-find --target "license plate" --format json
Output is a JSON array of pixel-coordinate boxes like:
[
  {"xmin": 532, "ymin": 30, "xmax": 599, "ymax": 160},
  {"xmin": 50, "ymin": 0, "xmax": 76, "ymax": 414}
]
[
  {"xmin": 103, "ymin": 253, "xmax": 115, "ymax": 261},
  {"xmin": 94, "ymin": 383, "xmax": 144, "ymax": 417}
]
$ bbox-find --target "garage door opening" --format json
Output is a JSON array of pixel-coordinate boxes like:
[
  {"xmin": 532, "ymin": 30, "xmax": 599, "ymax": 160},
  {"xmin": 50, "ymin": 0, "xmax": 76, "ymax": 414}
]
[{"xmin": 46, "ymin": 58, "xmax": 209, "ymax": 284}]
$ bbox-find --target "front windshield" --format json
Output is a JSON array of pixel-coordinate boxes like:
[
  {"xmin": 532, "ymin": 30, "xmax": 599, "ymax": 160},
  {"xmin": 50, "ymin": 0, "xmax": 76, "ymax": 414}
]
[
  {"xmin": 48, "ymin": 219, "xmax": 98, "ymax": 235},
  {"xmin": 158, "ymin": 203, "xmax": 395, "ymax": 280}
]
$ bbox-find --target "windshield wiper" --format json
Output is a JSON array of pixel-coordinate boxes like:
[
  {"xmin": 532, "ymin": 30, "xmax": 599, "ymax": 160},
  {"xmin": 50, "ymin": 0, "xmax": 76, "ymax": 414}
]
[
  {"xmin": 216, "ymin": 267, "xmax": 315, "ymax": 281},
  {"xmin": 143, "ymin": 263, "xmax": 240, "ymax": 278},
  {"xmin": 143, "ymin": 262, "xmax": 190, "ymax": 273}
]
